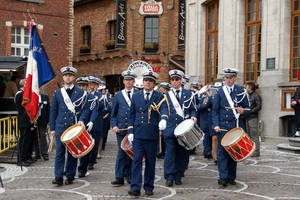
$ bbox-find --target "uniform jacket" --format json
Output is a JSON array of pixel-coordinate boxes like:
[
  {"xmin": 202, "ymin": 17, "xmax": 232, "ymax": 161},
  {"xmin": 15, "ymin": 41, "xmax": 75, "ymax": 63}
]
[
  {"xmin": 91, "ymin": 91, "xmax": 104, "ymax": 132},
  {"xmin": 211, "ymin": 85, "xmax": 250, "ymax": 131},
  {"xmin": 110, "ymin": 89, "xmax": 138, "ymax": 136},
  {"xmin": 50, "ymin": 87, "xmax": 90, "ymax": 134},
  {"xmin": 15, "ymin": 90, "xmax": 32, "ymax": 128},
  {"xmin": 37, "ymin": 94, "xmax": 50, "ymax": 127},
  {"xmin": 163, "ymin": 88, "xmax": 197, "ymax": 137},
  {"xmin": 197, "ymin": 95, "xmax": 213, "ymax": 130},
  {"xmin": 127, "ymin": 89, "xmax": 168, "ymax": 140}
]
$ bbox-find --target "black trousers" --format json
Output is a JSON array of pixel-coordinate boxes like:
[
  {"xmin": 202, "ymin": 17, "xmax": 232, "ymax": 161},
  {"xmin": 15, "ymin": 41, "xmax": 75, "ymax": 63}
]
[{"xmin": 18, "ymin": 127, "xmax": 31, "ymax": 162}]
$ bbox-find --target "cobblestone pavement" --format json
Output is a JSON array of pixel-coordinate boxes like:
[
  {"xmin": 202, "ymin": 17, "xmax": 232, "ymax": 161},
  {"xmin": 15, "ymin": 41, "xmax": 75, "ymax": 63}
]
[{"xmin": 0, "ymin": 132, "xmax": 299, "ymax": 200}]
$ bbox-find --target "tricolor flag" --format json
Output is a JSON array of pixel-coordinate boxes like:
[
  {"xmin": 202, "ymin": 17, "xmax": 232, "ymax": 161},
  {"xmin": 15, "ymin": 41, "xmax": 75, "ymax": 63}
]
[{"xmin": 22, "ymin": 23, "xmax": 55, "ymax": 123}]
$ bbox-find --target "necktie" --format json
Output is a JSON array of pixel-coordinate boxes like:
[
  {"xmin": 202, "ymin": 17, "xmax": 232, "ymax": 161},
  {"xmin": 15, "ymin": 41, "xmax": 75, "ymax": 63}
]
[
  {"xmin": 127, "ymin": 91, "xmax": 131, "ymax": 100},
  {"xmin": 230, "ymin": 88, "xmax": 233, "ymax": 94},
  {"xmin": 176, "ymin": 90, "xmax": 180, "ymax": 100},
  {"xmin": 145, "ymin": 92, "xmax": 150, "ymax": 102},
  {"xmin": 66, "ymin": 88, "xmax": 72, "ymax": 97}
]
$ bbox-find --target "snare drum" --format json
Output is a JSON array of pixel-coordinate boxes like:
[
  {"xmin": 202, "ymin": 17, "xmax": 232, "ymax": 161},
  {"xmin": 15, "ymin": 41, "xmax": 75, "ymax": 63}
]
[
  {"xmin": 121, "ymin": 134, "xmax": 145, "ymax": 161},
  {"xmin": 174, "ymin": 119, "xmax": 204, "ymax": 150},
  {"xmin": 221, "ymin": 127, "xmax": 255, "ymax": 162},
  {"xmin": 61, "ymin": 124, "xmax": 95, "ymax": 158}
]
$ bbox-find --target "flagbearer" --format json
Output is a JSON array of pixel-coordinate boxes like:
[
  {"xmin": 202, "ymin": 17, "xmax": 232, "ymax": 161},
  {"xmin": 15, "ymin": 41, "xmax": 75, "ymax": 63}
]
[{"xmin": 50, "ymin": 66, "xmax": 91, "ymax": 186}]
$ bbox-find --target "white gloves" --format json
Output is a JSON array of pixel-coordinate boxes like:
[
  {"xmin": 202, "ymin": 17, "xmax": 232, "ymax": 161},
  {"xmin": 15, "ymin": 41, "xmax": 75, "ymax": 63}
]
[
  {"xmin": 159, "ymin": 119, "xmax": 167, "ymax": 131},
  {"xmin": 86, "ymin": 122, "xmax": 93, "ymax": 132},
  {"xmin": 128, "ymin": 134, "xmax": 134, "ymax": 144}
]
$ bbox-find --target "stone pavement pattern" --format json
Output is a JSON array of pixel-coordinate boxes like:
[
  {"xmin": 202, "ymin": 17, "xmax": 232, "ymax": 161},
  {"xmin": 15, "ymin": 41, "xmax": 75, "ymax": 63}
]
[{"xmin": 0, "ymin": 132, "xmax": 300, "ymax": 200}]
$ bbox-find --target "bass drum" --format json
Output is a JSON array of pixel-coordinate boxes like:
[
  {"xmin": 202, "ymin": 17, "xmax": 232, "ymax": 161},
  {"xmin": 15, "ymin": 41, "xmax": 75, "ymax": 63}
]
[{"xmin": 128, "ymin": 60, "xmax": 153, "ymax": 89}]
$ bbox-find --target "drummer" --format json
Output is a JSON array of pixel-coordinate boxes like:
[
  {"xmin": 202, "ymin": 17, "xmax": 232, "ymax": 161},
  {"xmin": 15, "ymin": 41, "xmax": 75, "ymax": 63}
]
[
  {"xmin": 163, "ymin": 70, "xmax": 197, "ymax": 187},
  {"xmin": 211, "ymin": 68, "xmax": 250, "ymax": 187},
  {"xmin": 50, "ymin": 67, "xmax": 91, "ymax": 186},
  {"xmin": 110, "ymin": 70, "xmax": 138, "ymax": 186}
]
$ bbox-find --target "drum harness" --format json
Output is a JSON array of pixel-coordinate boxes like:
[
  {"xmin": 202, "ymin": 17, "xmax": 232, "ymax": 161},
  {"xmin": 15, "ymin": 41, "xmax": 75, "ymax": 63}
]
[
  {"xmin": 222, "ymin": 86, "xmax": 248, "ymax": 128},
  {"xmin": 61, "ymin": 87, "xmax": 87, "ymax": 124}
]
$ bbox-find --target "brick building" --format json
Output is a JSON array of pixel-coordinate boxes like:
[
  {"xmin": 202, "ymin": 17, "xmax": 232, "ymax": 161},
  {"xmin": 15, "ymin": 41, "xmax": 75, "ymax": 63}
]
[
  {"xmin": 73, "ymin": 0, "xmax": 185, "ymax": 95},
  {"xmin": 0, "ymin": 0, "xmax": 73, "ymax": 95}
]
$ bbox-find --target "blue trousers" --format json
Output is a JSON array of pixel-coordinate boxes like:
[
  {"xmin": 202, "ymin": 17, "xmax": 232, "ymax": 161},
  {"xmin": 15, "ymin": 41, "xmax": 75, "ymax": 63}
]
[
  {"xmin": 163, "ymin": 135, "xmax": 189, "ymax": 181},
  {"xmin": 115, "ymin": 134, "xmax": 132, "ymax": 179},
  {"xmin": 54, "ymin": 135, "xmax": 77, "ymax": 180},
  {"xmin": 217, "ymin": 132, "xmax": 237, "ymax": 180},
  {"xmin": 130, "ymin": 138, "xmax": 157, "ymax": 192}
]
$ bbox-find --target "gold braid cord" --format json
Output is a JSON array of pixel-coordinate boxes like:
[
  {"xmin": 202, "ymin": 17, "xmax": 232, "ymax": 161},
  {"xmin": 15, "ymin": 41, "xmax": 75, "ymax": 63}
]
[{"xmin": 149, "ymin": 94, "xmax": 169, "ymax": 123}]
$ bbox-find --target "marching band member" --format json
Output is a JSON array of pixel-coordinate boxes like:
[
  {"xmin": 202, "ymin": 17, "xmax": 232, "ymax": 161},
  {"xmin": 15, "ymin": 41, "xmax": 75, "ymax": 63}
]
[
  {"xmin": 197, "ymin": 84, "xmax": 213, "ymax": 159},
  {"xmin": 190, "ymin": 82, "xmax": 201, "ymax": 156},
  {"xmin": 211, "ymin": 68, "xmax": 250, "ymax": 187},
  {"xmin": 110, "ymin": 70, "xmax": 138, "ymax": 186},
  {"xmin": 50, "ymin": 67, "xmax": 90, "ymax": 186},
  {"xmin": 76, "ymin": 76, "xmax": 99, "ymax": 177},
  {"xmin": 97, "ymin": 84, "xmax": 111, "ymax": 159},
  {"xmin": 86, "ymin": 76, "xmax": 104, "ymax": 170},
  {"xmin": 156, "ymin": 82, "xmax": 172, "ymax": 159},
  {"xmin": 127, "ymin": 71, "xmax": 168, "ymax": 196},
  {"xmin": 163, "ymin": 70, "xmax": 197, "ymax": 187}
]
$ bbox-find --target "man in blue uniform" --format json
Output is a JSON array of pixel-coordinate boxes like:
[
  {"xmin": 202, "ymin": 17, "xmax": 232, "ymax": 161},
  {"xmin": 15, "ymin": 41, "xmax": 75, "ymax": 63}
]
[
  {"xmin": 110, "ymin": 70, "xmax": 138, "ymax": 186},
  {"xmin": 86, "ymin": 76, "xmax": 104, "ymax": 170},
  {"xmin": 127, "ymin": 71, "xmax": 168, "ymax": 196},
  {"xmin": 291, "ymin": 71, "xmax": 300, "ymax": 137},
  {"xmin": 163, "ymin": 70, "xmax": 197, "ymax": 187},
  {"xmin": 211, "ymin": 68, "xmax": 250, "ymax": 187},
  {"xmin": 76, "ymin": 76, "xmax": 99, "ymax": 177},
  {"xmin": 50, "ymin": 66, "xmax": 90, "ymax": 186}
]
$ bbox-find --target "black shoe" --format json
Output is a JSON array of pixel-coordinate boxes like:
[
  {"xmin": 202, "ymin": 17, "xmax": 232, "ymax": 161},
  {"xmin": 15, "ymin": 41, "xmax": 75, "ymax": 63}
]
[
  {"xmin": 228, "ymin": 179, "xmax": 236, "ymax": 185},
  {"xmin": 218, "ymin": 178, "xmax": 228, "ymax": 187},
  {"xmin": 182, "ymin": 173, "xmax": 185, "ymax": 177},
  {"xmin": 175, "ymin": 179, "xmax": 182, "ymax": 185},
  {"xmin": 166, "ymin": 180, "xmax": 173, "ymax": 187},
  {"xmin": 145, "ymin": 190, "xmax": 154, "ymax": 196},
  {"xmin": 128, "ymin": 189, "xmax": 140, "ymax": 196},
  {"xmin": 87, "ymin": 166, "xmax": 94, "ymax": 170},
  {"xmin": 214, "ymin": 159, "xmax": 218, "ymax": 165},
  {"xmin": 190, "ymin": 151, "xmax": 197, "ymax": 155},
  {"xmin": 43, "ymin": 156, "xmax": 49, "ymax": 161},
  {"xmin": 204, "ymin": 153, "xmax": 213, "ymax": 159},
  {"xmin": 126, "ymin": 177, "xmax": 131, "ymax": 184},
  {"xmin": 65, "ymin": 178, "xmax": 74, "ymax": 185},
  {"xmin": 35, "ymin": 155, "xmax": 41, "ymax": 159},
  {"xmin": 26, "ymin": 158, "xmax": 35, "ymax": 163},
  {"xmin": 52, "ymin": 178, "xmax": 63, "ymax": 186},
  {"xmin": 111, "ymin": 179, "xmax": 124, "ymax": 186},
  {"xmin": 156, "ymin": 153, "xmax": 164, "ymax": 159},
  {"xmin": 17, "ymin": 161, "xmax": 30, "ymax": 167},
  {"xmin": 78, "ymin": 172, "xmax": 85, "ymax": 178}
]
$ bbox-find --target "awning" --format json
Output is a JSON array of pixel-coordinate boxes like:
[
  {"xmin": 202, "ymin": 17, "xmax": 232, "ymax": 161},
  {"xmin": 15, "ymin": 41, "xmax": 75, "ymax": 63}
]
[
  {"xmin": 0, "ymin": 56, "xmax": 27, "ymax": 70},
  {"xmin": 169, "ymin": 57, "xmax": 185, "ymax": 71}
]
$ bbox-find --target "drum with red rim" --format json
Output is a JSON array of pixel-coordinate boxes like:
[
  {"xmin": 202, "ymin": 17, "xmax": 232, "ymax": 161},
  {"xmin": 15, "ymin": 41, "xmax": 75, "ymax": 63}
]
[
  {"xmin": 121, "ymin": 134, "xmax": 145, "ymax": 161},
  {"xmin": 61, "ymin": 124, "xmax": 94, "ymax": 158},
  {"xmin": 221, "ymin": 127, "xmax": 255, "ymax": 162}
]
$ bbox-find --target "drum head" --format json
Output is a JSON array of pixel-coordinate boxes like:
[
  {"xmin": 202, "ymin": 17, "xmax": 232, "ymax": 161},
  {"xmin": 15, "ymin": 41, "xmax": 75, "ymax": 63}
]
[
  {"xmin": 61, "ymin": 125, "xmax": 82, "ymax": 141},
  {"xmin": 221, "ymin": 128, "xmax": 243, "ymax": 146},
  {"xmin": 174, "ymin": 119, "xmax": 194, "ymax": 136}
]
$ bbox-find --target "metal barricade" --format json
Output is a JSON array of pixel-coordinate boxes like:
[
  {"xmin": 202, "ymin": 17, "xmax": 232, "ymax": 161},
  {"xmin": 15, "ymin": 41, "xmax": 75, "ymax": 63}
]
[{"xmin": 0, "ymin": 116, "xmax": 19, "ymax": 154}]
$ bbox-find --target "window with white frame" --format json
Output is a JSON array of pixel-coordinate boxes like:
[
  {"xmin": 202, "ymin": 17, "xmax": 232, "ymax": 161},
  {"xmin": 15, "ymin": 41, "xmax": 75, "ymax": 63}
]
[{"xmin": 11, "ymin": 27, "xmax": 29, "ymax": 57}]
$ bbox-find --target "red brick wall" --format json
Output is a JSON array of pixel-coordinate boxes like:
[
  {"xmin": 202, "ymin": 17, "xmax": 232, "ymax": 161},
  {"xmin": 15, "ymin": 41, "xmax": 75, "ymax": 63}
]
[
  {"xmin": 0, "ymin": 0, "xmax": 72, "ymax": 97},
  {"xmin": 73, "ymin": 0, "xmax": 185, "ymax": 95}
]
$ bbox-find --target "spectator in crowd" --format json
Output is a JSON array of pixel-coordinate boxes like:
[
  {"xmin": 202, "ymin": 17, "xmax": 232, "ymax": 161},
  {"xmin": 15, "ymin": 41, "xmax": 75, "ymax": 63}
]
[
  {"xmin": 0, "ymin": 75, "xmax": 6, "ymax": 97},
  {"xmin": 4, "ymin": 75, "xmax": 20, "ymax": 97},
  {"xmin": 245, "ymin": 82, "xmax": 262, "ymax": 157}
]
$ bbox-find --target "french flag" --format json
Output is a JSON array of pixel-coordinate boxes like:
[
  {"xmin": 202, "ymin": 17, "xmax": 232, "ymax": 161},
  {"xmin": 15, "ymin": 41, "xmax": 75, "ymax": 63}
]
[{"xmin": 22, "ymin": 22, "xmax": 55, "ymax": 123}]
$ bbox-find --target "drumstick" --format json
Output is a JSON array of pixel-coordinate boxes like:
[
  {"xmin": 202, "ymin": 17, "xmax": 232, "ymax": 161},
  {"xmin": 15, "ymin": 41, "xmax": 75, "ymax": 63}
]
[
  {"xmin": 48, "ymin": 135, "xmax": 54, "ymax": 153},
  {"xmin": 220, "ymin": 129, "xmax": 228, "ymax": 132},
  {"xmin": 225, "ymin": 107, "xmax": 250, "ymax": 110},
  {"xmin": 118, "ymin": 128, "xmax": 128, "ymax": 131},
  {"xmin": 159, "ymin": 131, "xmax": 162, "ymax": 153}
]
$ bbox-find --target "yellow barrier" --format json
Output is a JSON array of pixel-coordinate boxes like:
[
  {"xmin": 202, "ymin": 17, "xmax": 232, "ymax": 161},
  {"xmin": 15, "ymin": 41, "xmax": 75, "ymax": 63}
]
[{"xmin": 0, "ymin": 116, "xmax": 19, "ymax": 153}]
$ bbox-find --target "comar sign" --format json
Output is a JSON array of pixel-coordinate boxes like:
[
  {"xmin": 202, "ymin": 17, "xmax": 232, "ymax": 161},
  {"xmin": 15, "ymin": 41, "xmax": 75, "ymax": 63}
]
[{"xmin": 139, "ymin": 0, "xmax": 163, "ymax": 16}]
